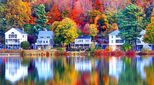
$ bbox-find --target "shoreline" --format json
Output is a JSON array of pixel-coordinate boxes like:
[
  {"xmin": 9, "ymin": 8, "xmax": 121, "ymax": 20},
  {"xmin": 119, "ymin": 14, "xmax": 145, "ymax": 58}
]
[{"xmin": 0, "ymin": 49, "xmax": 154, "ymax": 58}]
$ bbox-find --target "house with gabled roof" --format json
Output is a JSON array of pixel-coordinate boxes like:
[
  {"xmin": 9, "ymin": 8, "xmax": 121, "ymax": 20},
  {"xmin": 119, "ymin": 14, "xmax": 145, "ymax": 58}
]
[
  {"xmin": 108, "ymin": 30, "xmax": 151, "ymax": 51},
  {"xmin": 35, "ymin": 31, "xmax": 54, "ymax": 49},
  {"xmin": 5, "ymin": 28, "xmax": 28, "ymax": 49}
]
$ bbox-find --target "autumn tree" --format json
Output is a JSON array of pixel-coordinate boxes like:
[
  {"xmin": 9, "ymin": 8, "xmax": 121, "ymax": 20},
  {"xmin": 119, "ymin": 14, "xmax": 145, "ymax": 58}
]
[
  {"xmin": 144, "ymin": 9, "xmax": 154, "ymax": 44},
  {"xmin": 93, "ymin": 0, "xmax": 103, "ymax": 12},
  {"xmin": 82, "ymin": 23, "xmax": 98, "ymax": 38},
  {"xmin": 71, "ymin": 0, "xmax": 84, "ymax": 25},
  {"xmin": 94, "ymin": 14, "xmax": 109, "ymax": 33},
  {"xmin": 117, "ymin": 4, "xmax": 145, "ymax": 50},
  {"xmin": 47, "ymin": 4, "xmax": 62, "ymax": 24},
  {"xmin": 86, "ymin": 10, "xmax": 101, "ymax": 24},
  {"xmin": 0, "ymin": 3, "xmax": 7, "ymax": 43},
  {"xmin": 5, "ymin": 0, "xmax": 31, "ymax": 27},
  {"xmin": 54, "ymin": 18, "xmax": 79, "ymax": 46},
  {"xmin": 50, "ymin": 21, "xmax": 60, "ymax": 32}
]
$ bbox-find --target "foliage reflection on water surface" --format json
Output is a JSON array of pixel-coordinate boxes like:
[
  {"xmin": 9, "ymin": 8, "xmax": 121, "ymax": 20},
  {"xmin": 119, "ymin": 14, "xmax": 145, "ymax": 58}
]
[{"xmin": 0, "ymin": 56, "xmax": 154, "ymax": 85}]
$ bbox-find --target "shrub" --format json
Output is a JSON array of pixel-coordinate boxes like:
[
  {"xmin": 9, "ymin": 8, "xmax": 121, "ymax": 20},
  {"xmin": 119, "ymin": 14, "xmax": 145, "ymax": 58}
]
[
  {"xmin": 21, "ymin": 41, "xmax": 30, "ymax": 50},
  {"xmin": 122, "ymin": 42, "xmax": 132, "ymax": 51}
]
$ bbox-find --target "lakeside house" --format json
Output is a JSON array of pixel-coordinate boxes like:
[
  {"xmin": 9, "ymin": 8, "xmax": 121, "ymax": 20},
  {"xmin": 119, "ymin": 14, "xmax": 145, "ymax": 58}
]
[
  {"xmin": 5, "ymin": 59, "xmax": 28, "ymax": 83},
  {"xmin": 5, "ymin": 28, "xmax": 28, "ymax": 49},
  {"xmin": 109, "ymin": 30, "xmax": 152, "ymax": 51},
  {"xmin": 68, "ymin": 35, "xmax": 92, "ymax": 51},
  {"xmin": 35, "ymin": 31, "xmax": 54, "ymax": 50}
]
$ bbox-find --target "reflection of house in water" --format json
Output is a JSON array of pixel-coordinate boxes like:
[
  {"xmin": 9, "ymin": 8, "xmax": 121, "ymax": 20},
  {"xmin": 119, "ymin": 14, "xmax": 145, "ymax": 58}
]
[
  {"xmin": 5, "ymin": 59, "xmax": 28, "ymax": 83},
  {"xmin": 75, "ymin": 58, "xmax": 92, "ymax": 72},
  {"xmin": 34, "ymin": 58, "xmax": 53, "ymax": 80},
  {"xmin": 136, "ymin": 57, "xmax": 153, "ymax": 79},
  {"xmin": 109, "ymin": 57, "xmax": 124, "ymax": 80}
]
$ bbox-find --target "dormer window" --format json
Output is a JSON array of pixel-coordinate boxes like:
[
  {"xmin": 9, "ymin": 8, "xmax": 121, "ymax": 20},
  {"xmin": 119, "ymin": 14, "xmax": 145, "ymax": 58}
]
[{"xmin": 11, "ymin": 32, "xmax": 14, "ymax": 34}]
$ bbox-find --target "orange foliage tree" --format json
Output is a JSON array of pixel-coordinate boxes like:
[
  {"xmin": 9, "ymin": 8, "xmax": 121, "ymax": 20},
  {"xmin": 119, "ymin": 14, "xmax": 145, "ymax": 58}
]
[{"xmin": 5, "ymin": 0, "xmax": 31, "ymax": 27}]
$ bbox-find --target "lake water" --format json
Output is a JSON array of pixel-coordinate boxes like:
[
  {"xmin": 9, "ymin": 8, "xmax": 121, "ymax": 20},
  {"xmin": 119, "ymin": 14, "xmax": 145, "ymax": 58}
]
[{"xmin": 0, "ymin": 56, "xmax": 154, "ymax": 85}]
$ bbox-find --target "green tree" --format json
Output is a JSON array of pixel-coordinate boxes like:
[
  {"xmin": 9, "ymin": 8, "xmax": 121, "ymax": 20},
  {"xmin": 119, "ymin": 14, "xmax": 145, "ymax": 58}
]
[
  {"xmin": 54, "ymin": 18, "xmax": 79, "ymax": 46},
  {"xmin": 144, "ymin": 9, "xmax": 154, "ymax": 44},
  {"xmin": 0, "ymin": 3, "xmax": 7, "ymax": 44},
  {"xmin": 122, "ymin": 42, "xmax": 132, "ymax": 51},
  {"xmin": 32, "ymin": 4, "xmax": 48, "ymax": 33},
  {"xmin": 117, "ymin": 4, "xmax": 145, "ymax": 50},
  {"xmin": 21, "ymin": 41, "xmax": 30, "ymax": 49}
]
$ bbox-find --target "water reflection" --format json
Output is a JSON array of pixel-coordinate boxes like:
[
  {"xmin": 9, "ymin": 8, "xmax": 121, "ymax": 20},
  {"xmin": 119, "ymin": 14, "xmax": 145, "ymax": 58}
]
[
  {"xmin": 5, "ymin": 58, "xmax": 28, "ymax": 83},
  {"xmin": 0, "ymin": 56, "xmax": 153, "ymax": 85}
]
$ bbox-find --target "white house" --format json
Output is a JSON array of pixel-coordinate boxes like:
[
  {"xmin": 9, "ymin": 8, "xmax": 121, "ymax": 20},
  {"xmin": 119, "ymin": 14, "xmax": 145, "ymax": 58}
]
[
  {"xmin": 5, "ymin": 59, "xmax": 28, "ymax": 83},
  {"xmin": 5, "ymin": 28, "xmax": 28, "ymax": 49},
  {"xmin": 35, "ymin": 31, "xmax": 54, "ymax": 49},
  {"xmin": 109, "ymin": 30, "xmax": 151, "ymax": 51},
  {"xmin": 34, "ymin": 58, "xmax": 53, "ymax": 80},
  {"xmin": 72, "ymin": 35, "xmax": 91, "ymax": 49}
]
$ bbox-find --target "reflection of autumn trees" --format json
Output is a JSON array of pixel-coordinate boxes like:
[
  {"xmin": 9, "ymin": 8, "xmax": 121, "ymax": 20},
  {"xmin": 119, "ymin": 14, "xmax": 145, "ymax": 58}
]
[
  {"xmin": 145, "ymin": 64, "xmax": 154, "ymax": 85},
  {"xmin": 49, "ymin": 58, "xmax": 78, "ymax": 85}
]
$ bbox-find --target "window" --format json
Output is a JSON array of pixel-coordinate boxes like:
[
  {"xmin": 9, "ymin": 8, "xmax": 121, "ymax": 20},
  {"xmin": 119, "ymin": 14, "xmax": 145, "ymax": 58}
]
[
  {"xmin": 46, "ymin": 41, "xmax": 48, "ymax": 43},
  {"xmin": 43, "ymin": 41, "xmax": 45, "ymax": 43},
  {"xmin": 23, "ymin": 35, "xmax": 24, "ymax": 38},
  {"xmin": 116, "ymin": 40, "xmax": 124, "ymax": 43},
  {"xmin": 40, "ymin": 36, "xmax": 43, "ymax": 38},
  {"xmin": 9, "ymin": 35, "xmax": 11, "ymax": 38},
  {"xmin": 116, "ymin": 35, "xmax": 120, "ymax": 38},
  {"xmin": 47, "ymin": 36, "xmax": 50, "ymax": 38},
  {"xmin": 111, "ymin": 40, "xmax": 113, "ymax": 43},
  {"xmin": 137, "ymin": 39, "xmax": 141, "ymax": 43},
  {"xmin": 11, "ymin": 32, "xmax": 14, "ymax": 34},
  {"xmin": 39, "ymin": 41, "xmax": 42, "ymax": 43},
  {"xmin": 15, "ymin": 35, "xmax": 17, "ymax": 38},
  {"xmin": 112, "ymin": 36, "xmax": 113, "ymax": 38}
]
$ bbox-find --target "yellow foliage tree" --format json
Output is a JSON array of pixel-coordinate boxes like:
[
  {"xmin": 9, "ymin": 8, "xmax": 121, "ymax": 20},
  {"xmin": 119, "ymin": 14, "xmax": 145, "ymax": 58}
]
[
  {"xmin": 89, "ymin": 24, "xmax": 98, "ymax": 38},
  {"xmin": 144, "ymin": 9, "xmax": 154, "ymax": 44},
  {"xmin": 145, "ymin": 65, "xmax": 154, "ymax": 85},
  {"xmin": 54, "ymin": 18, "xmax": 79, "ymax": 46},
  {"xmin": 5, "ymin": 0, "xmax": 31, "ymax": 27},
  {"xmin": 50, "ymin": 21, "xmax": 60, "ymax": 32}
]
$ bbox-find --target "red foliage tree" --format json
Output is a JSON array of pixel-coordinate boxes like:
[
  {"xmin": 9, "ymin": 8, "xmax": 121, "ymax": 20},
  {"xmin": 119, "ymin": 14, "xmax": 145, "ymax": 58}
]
[
  {"xmin": 71, "ymin": 0, "xmax": 84, "ymax": 25},
  {"xmin": 47, "ymin": 4, "xmax": 62, "ymax": 24}
]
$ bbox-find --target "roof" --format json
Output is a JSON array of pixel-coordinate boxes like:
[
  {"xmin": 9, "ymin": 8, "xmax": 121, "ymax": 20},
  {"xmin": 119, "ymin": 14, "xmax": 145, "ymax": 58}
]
[
  {"xmin": 76, "ymin": 35, "xmax": 91, "ymax": 39},
  {"xmin": 109, "ymin": 30, "xmax": 146, "ymax": 36},
  {"xmin": 140, "ymin": 30, "xmax": 145, "ymax": 35},
  {"xmin": 38, "ymin": 31, "xmax": 54, "ymax": 37},
  {"xmin": 5, "ymin": 28, "xmax": 27, "ymax": 34},
  {"xmin": 109, "ymin": 30, "xmax": 120, "ymax": 35},
  {"xmin": 16, "ymin": 28, "xmax": 27, "ymax": 34}
]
